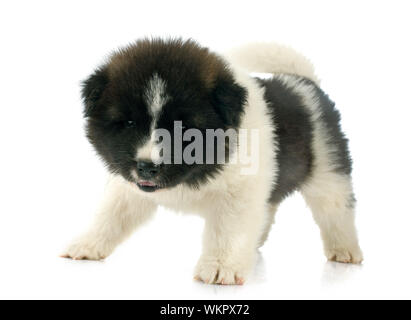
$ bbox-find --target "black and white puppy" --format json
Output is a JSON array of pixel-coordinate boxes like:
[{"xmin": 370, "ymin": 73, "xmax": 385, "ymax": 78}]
[{"xmin": 62, "ymin": 39, "xmax": 363, "ymax": 285}]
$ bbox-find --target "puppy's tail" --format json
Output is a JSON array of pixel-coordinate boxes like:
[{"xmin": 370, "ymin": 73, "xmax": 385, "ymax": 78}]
[{"xmin": 225, "ymin": 42, "xmax": 320, "ymax": 84}]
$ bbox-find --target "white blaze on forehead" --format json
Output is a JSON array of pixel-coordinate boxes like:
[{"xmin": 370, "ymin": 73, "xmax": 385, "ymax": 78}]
[
  {"xmin": 136, "ymin": 74, "xmax": 169, "ymax": 164},
  {"xmin": 144, "ymin": 73, "xmax": 169, "ymax": 116}
]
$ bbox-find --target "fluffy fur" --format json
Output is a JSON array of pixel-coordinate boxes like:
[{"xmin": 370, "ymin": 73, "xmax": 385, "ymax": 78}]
[{"xmin": 62, "ymin": 39, "xmax": 363, "ymax": 285}]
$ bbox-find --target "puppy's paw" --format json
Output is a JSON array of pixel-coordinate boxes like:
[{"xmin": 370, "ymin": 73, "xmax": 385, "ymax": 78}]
[
  {"xmin": 194, "ymin": 257, "xmax": 250, "ymax": 285},
  {"xmin": 61, "ymin": 236, "xmax": 112, "ymax": 261},
  {"xmin": 325, "ymin": 246, "xmax": 363, "ymax": 264}
]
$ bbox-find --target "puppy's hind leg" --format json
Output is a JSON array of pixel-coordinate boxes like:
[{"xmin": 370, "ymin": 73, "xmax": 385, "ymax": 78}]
[
  {"xmin": 301, "ymin": 173, "xmax": 363, "ymax": 264},
  {"xmin": 62, "ymin": 175, "xmax": 157, "ymax": 260},
  {"xmin": 258, "ymin": 203, "xmax": 279, "ymax": 248}
]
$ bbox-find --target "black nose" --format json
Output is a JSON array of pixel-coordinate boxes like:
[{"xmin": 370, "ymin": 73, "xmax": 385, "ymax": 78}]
[{"xmin": 137, "ymin": 161, "xmax": 160, "ymax": 179}]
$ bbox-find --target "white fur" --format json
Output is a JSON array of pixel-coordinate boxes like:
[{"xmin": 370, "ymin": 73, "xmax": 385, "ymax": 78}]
[
  {"xmin": 136, "ymin": 137, "xmax": 161, "ymax": 162},
  {"xmin": 63, "ymin": 42, "xmax": 362, "ymax": 284},
  {"xmin": 144, "ymin": 73, "xmax": 169, "ymax": 116},
  {"xmin": 225, "ymin": 42, "xmax": 320, "ymax": 84}
]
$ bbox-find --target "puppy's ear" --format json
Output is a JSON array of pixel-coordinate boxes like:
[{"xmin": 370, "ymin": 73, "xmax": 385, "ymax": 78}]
[
  {"xmin": 81, "ymin": 67, "xmax": 109, "ymax": 117},
  {"xmin": 212, "ymin": 76, "xmax": 247, "ymax": 128}
]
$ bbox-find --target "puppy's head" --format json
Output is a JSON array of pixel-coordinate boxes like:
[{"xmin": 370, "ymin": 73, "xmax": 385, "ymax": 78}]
[{"xmin": 82, "ymin": 38, "xmax": 247, "ymax": 192}]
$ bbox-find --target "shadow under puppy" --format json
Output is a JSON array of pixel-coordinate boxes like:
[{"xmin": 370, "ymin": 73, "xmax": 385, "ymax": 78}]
[{"xmin": 62, "ymin": 39, "xmax": 363, "ymax": 285}]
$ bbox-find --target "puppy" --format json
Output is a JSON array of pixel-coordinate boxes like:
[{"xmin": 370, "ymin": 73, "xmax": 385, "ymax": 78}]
[{"xmin": 62, "ymin": 39, "xmax": 363, "ymax": 285}]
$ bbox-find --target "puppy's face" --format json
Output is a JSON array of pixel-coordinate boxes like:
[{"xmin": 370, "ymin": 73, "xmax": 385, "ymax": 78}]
[{"xmin": 82, "ymin": 39, "xmax": 246, "ymax": 192}]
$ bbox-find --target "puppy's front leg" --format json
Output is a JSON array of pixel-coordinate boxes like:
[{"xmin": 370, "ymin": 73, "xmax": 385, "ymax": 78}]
[
  {"xmin": 62, "ymin": 175, "xmax": 157, "ymax": 260},
  {"xmin": 195, "ymin": 198, "xmax": 266, "ymax": 285}
]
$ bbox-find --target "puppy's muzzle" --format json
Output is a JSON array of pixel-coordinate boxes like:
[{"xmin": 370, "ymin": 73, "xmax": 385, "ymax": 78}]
[{"xmin": 137, "ymin": 160, "xmax": 161, "ymax": 180}]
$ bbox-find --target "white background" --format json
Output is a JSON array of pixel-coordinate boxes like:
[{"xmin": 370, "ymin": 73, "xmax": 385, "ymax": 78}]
[{"xmin": 0, "ymin": 0, "xmax": 410, "ymax": 300}]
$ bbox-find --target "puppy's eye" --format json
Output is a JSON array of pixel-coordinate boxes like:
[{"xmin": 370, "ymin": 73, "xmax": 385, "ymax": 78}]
[{"xmin": 125, "ymin": 120, "xmax": 136, "ymax": 128}]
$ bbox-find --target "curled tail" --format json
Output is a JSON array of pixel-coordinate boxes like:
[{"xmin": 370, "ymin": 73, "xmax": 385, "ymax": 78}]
[{"xmin": 225, "ymin": 42, "xmax": 320, "ymax": 84}]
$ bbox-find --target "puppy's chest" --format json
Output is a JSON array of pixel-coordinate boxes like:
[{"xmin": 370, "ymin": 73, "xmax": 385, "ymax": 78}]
[{"xmin": 151, "ymin": 187, "xmax": 218, "ymax": 215}]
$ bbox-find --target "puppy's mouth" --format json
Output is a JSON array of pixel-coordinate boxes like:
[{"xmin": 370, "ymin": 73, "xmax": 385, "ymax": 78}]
[{"xmin": 136, "ymin": 180, "xmax": 163, "ymax": 192}]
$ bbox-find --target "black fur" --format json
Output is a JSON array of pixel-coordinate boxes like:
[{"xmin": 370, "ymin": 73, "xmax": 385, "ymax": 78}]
[
  {"xmin": 81, "ymin": 67, "xmax": 109, "ymax": 118},
  {"xmin": 257, "ymin": 77, "xmax": 314, "ymax": 203},
  {"xmin": 81, "ymin": 38, "xmax": 247, "ymax": 189},
  {"xmin": 310, "ymin": 82, "xmax": 352, "ymax": 175},
  {"xmin": 211, "ymin": 75, "xmax": 246, "ymax": 127},
  {"xmin": 258, "ymin": 75, "xmax": 352, "ymax": 204}
]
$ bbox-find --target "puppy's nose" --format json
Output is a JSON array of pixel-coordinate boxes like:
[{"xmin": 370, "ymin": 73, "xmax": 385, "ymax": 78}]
[{"xmin": 137, "ymin": 161, "xmax": 160, "ymax": 179}]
